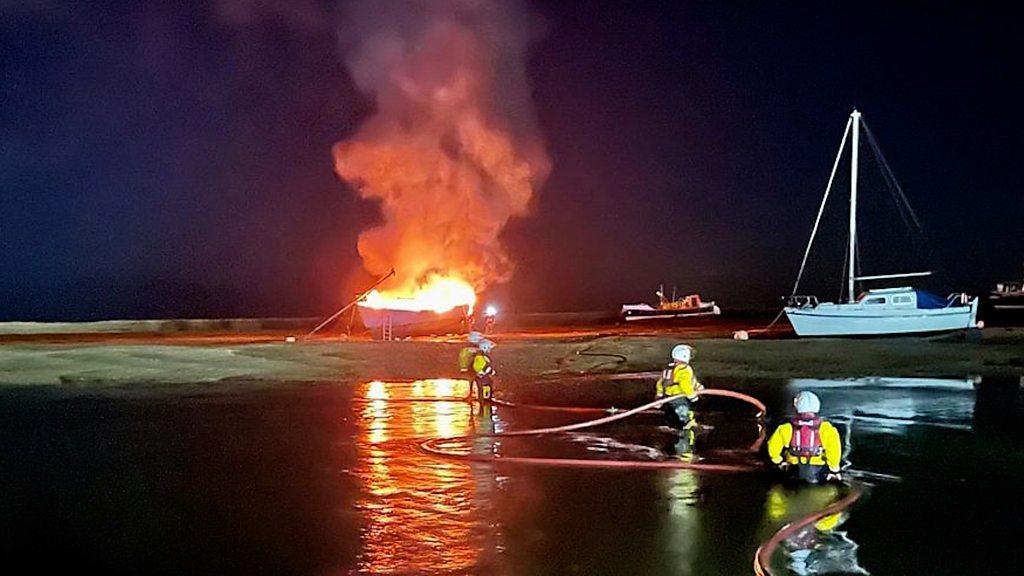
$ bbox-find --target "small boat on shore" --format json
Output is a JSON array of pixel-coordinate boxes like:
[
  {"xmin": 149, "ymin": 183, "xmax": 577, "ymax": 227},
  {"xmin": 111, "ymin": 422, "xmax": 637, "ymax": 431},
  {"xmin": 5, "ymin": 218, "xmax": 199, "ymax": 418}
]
[
  {"xmin": 621, "ymin": 287, "xmax": 721, "ymax": 322},
  {"xmin": 990, "ymin": 271, "xmax": 1024, "ymax": 312},
  {"xmin": 782, "ymin": 109, "xmax": 978, "ymax": 337},
  {"xmin": 986, "ymin": 270, "xmax": 1024, "ymax": 325}
]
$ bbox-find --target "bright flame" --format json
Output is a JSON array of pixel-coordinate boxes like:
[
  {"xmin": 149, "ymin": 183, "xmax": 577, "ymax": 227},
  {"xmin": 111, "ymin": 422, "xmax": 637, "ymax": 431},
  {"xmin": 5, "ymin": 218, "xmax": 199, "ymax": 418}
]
[
  {"xmin": 335, "ymin": 0, "xmax": 549, "ymax": 306},
  {"xmin": 359, "ymin": 274, "xmax": 476, "ymax": 313}
]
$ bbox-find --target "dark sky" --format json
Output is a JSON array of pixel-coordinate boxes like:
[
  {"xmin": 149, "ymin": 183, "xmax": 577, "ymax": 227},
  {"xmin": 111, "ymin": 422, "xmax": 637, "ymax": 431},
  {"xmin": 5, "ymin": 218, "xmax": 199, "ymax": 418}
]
[{"xmin": 2, "ymin": 1, "xmax": 1020, "ymax": 320}]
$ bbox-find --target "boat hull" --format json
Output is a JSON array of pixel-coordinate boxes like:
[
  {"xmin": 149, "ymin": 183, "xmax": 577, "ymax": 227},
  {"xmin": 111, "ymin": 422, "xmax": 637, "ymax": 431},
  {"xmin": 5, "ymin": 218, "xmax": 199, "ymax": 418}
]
[
  {"xmin": 358, "ymin": 306, "xmax": 467, "ymax": 338},
  {"xmin": 990, "ymin": 293, "xmax": 1024, "ymax": 311},
  {"xmin": 984, "ymin": 293, "xmax": 1024, "ymax": 326},
  {"xmin": 622, "ymin": 305, "xmax": 721, "ymax": 322},
  {"xmin": 785, "ymin": 299, "xmax": 978, "ymax": 337}
]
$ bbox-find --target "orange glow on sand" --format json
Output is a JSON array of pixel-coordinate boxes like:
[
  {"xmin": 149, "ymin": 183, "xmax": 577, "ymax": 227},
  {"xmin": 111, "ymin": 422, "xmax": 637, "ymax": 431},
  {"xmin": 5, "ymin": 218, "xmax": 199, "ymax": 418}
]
[{"xmin": 359, "ymin": 274, "xmax": 476, "ymax": 314}]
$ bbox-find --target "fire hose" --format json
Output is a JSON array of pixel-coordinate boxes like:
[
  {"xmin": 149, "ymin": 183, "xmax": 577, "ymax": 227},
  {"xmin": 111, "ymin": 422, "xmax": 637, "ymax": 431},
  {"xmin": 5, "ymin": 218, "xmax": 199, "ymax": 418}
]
[
  {"xmin": 364, "ymin": 383, "xmax": 863, "ymax": 574},
  {"xmin": 418, "ymin": 388, "xmax": 767, "ymax": 472},
  {"xmin": 492, "ymin": 387, "xmax": 766, "ymax": 416},
  {"xmin": 494, "ymin": 388, "xmax": 765, "ymax": 435},
  {"xmin": 753, "ymin": 484, "xmax": 865, "ymax": 576}
]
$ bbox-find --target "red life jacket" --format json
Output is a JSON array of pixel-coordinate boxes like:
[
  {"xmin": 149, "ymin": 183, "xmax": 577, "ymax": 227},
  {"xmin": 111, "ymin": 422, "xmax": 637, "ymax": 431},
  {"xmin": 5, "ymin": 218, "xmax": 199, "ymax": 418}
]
[
  {"xmin": 788, "ymin": 414, "xmax": 824, "ymax": 459},
  {"xmin": 661, "ymin": 365, "xmax": 674, "ymax": 382}
]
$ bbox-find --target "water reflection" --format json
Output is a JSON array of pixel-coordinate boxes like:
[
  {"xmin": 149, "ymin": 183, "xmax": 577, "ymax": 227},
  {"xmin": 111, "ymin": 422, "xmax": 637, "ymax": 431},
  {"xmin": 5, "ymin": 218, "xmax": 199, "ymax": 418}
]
[
  {"xmin": 765, "ymin": 485, "xmax": 869, "ymax": 575},
  {"xmin": 972, "ymin": 376, "xmax": 1024, "ymax": 439},
  {"xmin": 353, "ymin": 379, "xmax": 492, "ymax": 575},
  {"xmin": 787, "ymin": 377, "xmax": 977, "ymax": 432},
  {"xmin": 660, "ymin": 469, "xmax": 701, "ymax": 571},
  {"xmin": 350, "ymin": 379, "xmax": 769, "ymax": 575},
  {"xmin": 6, "ymin": 376, "xmax": 1024, "ymax": 575},
  {"xmin": 770, "ymin": 375, "xmax": 1024, "ymax": 574}
]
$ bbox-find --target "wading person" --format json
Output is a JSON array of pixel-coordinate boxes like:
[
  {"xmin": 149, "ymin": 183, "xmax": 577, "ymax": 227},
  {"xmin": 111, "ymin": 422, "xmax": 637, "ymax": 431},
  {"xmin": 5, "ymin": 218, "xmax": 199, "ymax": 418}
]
[
  {"xmin": 458, "ymin": 331, "xmax": 484, "ymax": 375},
  {"xmin": 767, "ymin": 391, "xmax": 844, "ymax": 483},
  {"xmin": 471, "ymin": 339, "xmax": 496, "ymax": 403},
  {"xmin": 665, "ymin": 413, "xmax": 700, "ymax": 457},
  {"xmin": 655, "ymin": 344, "xmax": 704, "ymax": 432}
]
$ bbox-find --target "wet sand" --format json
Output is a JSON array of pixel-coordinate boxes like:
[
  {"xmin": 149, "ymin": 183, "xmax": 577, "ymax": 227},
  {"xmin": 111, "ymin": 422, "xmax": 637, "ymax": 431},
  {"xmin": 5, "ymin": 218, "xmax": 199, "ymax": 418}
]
[{"xmin": 1, "ymin": 321, "xmax": 1021, "ymax": 399}]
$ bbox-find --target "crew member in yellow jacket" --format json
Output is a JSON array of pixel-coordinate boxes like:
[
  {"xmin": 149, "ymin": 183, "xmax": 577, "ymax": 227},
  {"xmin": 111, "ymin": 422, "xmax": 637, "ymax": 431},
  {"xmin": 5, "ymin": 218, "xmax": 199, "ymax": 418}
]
[
  {"xmin": 767, "ymin": 391, "xmax": 844, "ymax": 483},
  {"xmin": 458, "ymin": 331, "xmax": 484, "ymax": 374},
  {"xmin": 655, "ymin": 344, "xmax": 704, "ymax": 430},
  {"xmin": 471, "ymin": 339, "xmax": 496, "ymax": 402}
]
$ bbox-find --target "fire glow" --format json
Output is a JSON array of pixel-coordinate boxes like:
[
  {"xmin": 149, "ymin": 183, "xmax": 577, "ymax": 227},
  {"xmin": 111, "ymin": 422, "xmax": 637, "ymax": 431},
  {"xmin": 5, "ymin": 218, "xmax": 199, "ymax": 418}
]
[
  {"xmin": 359, "ymin": 275, "xmax": 476, "ymax": 314},
  {"xmin": 335, "ymin": 0, "xmax": 549, "ymax": 314}
]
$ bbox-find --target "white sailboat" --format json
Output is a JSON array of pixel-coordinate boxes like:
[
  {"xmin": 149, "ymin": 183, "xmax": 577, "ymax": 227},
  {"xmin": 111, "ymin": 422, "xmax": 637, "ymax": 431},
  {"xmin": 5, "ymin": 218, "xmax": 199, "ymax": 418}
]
[{"xmin": 783, "ymin": 109, "xmax": 979, "ymax": 337}]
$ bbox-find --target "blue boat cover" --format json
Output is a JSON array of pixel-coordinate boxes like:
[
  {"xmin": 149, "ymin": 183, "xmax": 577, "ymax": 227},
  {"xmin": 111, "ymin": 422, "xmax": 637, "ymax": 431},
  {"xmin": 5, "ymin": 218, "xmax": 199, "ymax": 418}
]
[{"xmin": 915, "ymin": 290, "xmax": 949, "ymax": 309}]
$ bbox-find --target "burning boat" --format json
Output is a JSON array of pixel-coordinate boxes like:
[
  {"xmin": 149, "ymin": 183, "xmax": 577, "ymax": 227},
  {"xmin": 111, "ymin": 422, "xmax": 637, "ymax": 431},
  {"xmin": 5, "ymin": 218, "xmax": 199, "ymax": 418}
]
[
  {"xmin": 359, "ymin": 305, "xmax": 469, "ymax": 338},
  {"xmin": 330, "ymin": 1, "xmax": 550, "ymax": 339},
  {"xmin": 621, "ymin": 286, "xmax": 721, "ymax": 322},
  {"xmin": 357, "ymin": 275, "xmax": 476, "ymax": 338}
]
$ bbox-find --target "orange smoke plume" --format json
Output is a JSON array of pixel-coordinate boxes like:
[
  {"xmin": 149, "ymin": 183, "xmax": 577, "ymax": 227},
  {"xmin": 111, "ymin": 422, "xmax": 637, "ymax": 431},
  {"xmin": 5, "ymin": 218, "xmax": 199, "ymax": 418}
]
[{"xmin": 335, "ymin": 0, "xmax": 549, "ymax": 309}]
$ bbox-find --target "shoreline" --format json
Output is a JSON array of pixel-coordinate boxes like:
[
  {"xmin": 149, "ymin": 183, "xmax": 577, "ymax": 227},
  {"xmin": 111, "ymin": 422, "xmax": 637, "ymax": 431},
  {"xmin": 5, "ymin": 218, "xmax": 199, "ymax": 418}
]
[{"xmin": 1, "ymin": 326, "xmax": 1021, "ymax": 400}]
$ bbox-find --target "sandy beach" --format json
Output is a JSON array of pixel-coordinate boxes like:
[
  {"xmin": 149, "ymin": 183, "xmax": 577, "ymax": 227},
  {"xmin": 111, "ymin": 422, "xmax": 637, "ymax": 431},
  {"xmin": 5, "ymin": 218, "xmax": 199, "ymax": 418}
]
[{"xmin": 2, "ymin": 320, "xmax": 1021, "ymax": 404}]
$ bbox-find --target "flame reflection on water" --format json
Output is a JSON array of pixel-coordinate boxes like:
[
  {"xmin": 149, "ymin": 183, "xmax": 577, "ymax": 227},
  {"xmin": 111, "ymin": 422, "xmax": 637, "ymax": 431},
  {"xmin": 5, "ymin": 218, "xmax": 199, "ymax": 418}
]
[{"xmin": 353, "ymin": 379, "xmax": 493, "ymax": 575}]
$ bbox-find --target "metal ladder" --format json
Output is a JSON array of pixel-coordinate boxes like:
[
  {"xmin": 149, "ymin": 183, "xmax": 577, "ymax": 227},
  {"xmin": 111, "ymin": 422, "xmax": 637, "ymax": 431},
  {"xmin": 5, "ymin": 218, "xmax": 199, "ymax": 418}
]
[{"xmin": 381, "ymin": 312, "xmax": 393, "ymax": 341}]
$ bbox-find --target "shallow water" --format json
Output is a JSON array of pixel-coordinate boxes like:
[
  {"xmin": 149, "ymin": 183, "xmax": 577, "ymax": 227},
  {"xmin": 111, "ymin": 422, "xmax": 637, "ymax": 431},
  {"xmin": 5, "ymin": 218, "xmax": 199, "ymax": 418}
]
[{"xmin": 1, "ymin": 376, "xmax": 1022, "ymax": 575}]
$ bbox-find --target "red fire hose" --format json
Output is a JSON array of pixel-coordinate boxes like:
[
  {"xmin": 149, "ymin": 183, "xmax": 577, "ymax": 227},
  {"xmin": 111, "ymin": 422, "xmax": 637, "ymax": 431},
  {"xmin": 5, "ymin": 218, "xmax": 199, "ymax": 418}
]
[
  {"xmin": 492, "ymin": 387, "xmax": 767, "ymax": 418},
  {"xmin": 753, "ymin": 485, "xmax": 865, "ymax": 576},
  {"xmin": 417, "ymin": 445, "xmax": 762, "ymax": 472},
  {"xmin": 418, "ymin": 388, "xmax": 767, "ymax": 474},
  {"xmin": 363, "ymin": 382, "xmax": 862, "ymax": 574},
  {"xmin": 495, "ymin": 388, "xmax": 764, "ymax": 436}
]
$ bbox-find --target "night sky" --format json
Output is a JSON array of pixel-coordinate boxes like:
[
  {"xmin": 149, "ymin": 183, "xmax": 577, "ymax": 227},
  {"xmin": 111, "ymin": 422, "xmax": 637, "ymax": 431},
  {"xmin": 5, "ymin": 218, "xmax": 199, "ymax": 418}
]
[{"xmin": 2, "ymin": 1, "xmax": 1020, "ymax": 320}]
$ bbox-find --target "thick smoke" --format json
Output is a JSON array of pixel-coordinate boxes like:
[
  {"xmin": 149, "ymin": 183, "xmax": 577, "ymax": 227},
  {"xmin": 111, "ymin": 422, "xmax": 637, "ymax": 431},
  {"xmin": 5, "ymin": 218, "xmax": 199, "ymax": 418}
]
[{"xmin": 334, "ymin": 0, "xmax": 550, "ymax": 295}]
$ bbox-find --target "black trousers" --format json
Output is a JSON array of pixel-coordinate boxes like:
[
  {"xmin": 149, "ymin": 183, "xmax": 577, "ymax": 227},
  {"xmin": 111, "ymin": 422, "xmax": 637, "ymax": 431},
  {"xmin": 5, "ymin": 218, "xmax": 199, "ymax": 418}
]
[
  {"xmin": 473, "ymin": 374, "xmax": 494, "ymax": 401},
  {"xmin": 662, "ymin": 396, "xmax": 692, "ymax": 429},
  {"xmin": 797, "ymin": 463, "xmax": 827, "ymax": 483}
]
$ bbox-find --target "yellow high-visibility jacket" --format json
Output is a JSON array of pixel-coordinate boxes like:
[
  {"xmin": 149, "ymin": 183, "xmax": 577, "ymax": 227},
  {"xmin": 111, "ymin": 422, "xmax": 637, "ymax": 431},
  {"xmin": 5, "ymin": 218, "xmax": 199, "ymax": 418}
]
[
  {"xmin": 765, "ymin": 484, "xmax": 841, "ymax": 524},
  {"xmin": 767, "ymin": 420, "xmax": 842, "ymax": 472},
  {"xmin": 458, "ymin": 346, "xmax": 477, "ymax": 372},
  {"xmin": 814, "ymin": 512, "xmax": 845, "ymax": 532},
  {"xmin": 655, "ymin": 364, "xmax": 699, "ymax": 400},
  {"xmin": 472, "ymin": 353, "xmax": 494, "ymax": 377}
]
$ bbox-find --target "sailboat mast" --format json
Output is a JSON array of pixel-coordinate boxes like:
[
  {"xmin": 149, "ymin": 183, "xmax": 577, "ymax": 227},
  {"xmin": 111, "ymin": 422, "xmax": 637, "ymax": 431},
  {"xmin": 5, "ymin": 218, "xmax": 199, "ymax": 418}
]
[{"xmin": 848, "ymin": 109, "xmax": 861, "ymax": 303}]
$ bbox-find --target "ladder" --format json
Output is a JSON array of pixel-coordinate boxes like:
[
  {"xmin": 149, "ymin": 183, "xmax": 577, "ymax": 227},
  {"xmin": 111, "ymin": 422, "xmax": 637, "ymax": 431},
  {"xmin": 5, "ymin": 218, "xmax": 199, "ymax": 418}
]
[{"xmin": 381, "ymin": 311, "xmax": 394, "ymax": 341}]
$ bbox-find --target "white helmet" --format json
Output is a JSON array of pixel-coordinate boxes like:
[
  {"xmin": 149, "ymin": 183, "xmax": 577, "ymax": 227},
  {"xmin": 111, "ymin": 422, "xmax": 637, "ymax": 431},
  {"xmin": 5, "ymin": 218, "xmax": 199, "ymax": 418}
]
[
  {"xmin": 467, "ymin": 331, "xmax": 484, "ymax": 344},
  {"xmin": 671, "ymin": 344, "xmax": 692, "ymax": 364},
  {"xmin": 479, "ymin": 339, "xmax": 495, "ymax": 353},
  {"xmin": 794, "ymin": 391, "xmax": 821, "ymax": 414}
]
